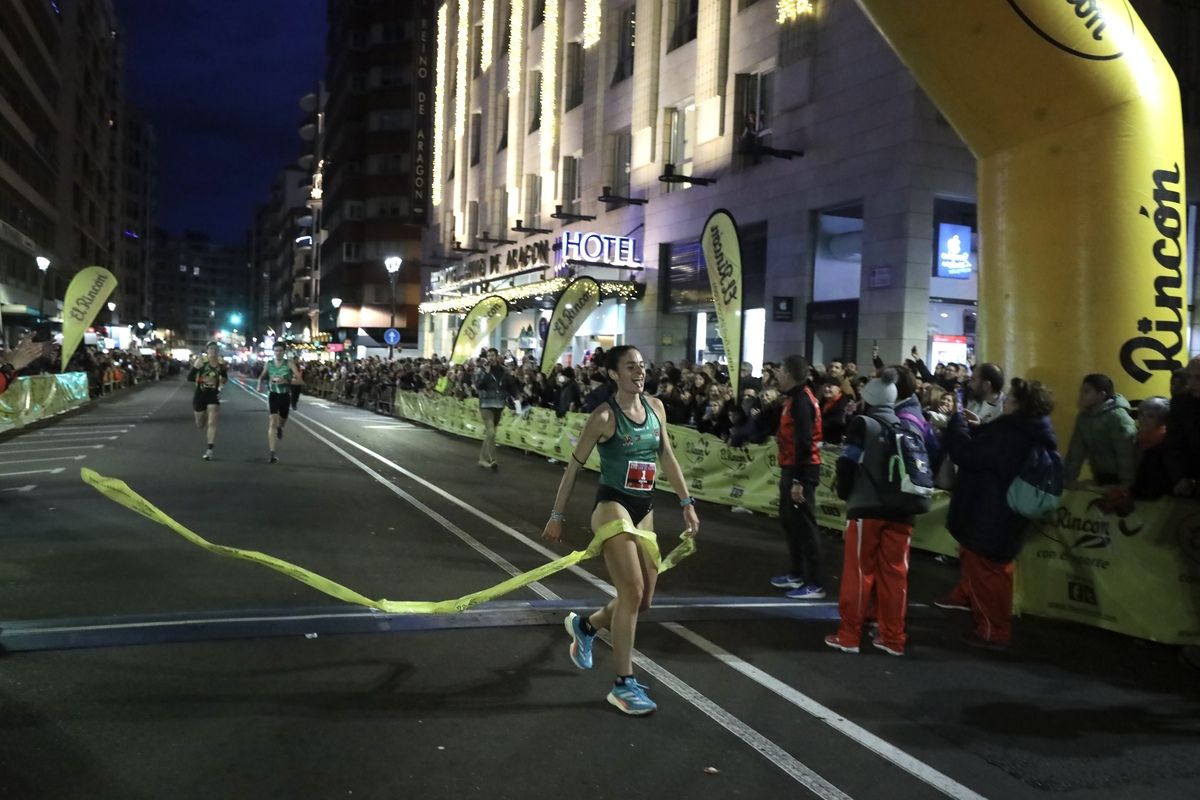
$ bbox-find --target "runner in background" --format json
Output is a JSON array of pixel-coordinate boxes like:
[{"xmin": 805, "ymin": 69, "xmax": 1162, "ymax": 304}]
[
  {"xmin": 542, "ymin": 345, "xmax": 700, "ymax": 716},
  {"xmin": 256, "ymin": 342, "xmax": 303, "ymax": 463},
  {"xmin": 189, "ymin": 342, "xmax": 227, "ymax": 460}
]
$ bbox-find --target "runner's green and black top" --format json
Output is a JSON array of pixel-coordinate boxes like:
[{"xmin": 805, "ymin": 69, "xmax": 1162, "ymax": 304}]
[
  {"xmin": 594, "ymin": 394, "xmax": 662, "ymax": 523},
  {"xmin": 267, "ymin": 359, "xmax": 292, "ymax": 393}
]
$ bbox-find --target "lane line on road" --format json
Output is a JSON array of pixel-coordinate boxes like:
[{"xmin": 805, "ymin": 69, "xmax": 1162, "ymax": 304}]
[
  {"xmin": 0, "ymin": 484, "xmax": 35, "ymax": 493},
  {"xmin": 25, "ymin": 429, "xmax": 130, "ymax": 437},
  {"xmin": 233, "ymin": 383, "xmax": 849, "ymax": 799},
  {"xmin": 281, "ymin": 394, "xmax": 987, "ymax": 800},
  {"xmin": 0, "ymin": 467, "xmax": 64, "ymax": 478},
  {"xmin": 0, "ymin": 445, "xmax": 106, "ymax": 455},
  {"xmin": 0, "ymin": 455, "xmax": 88, "ymax": 466},
  {"xmin": 1, "ymin": 436, "xmax": 117, "ymax": 446}
]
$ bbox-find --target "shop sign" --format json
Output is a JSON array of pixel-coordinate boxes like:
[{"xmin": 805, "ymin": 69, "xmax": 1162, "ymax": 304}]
[
  {"xmin": 773, "ymin": 296, "xmax": 794, "ymax": 322},
  {"xmin": 936, "ymin": 223, "xmax": 974, "ymax": 279},
  {"xmin": 432, "ymin": 239, "xmax": 554, "ymax": 291}
]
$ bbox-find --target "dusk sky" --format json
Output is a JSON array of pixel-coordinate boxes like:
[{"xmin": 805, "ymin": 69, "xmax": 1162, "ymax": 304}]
[{"xmin": 116, "ymin": 1, "xmax": 327, "ymax": 244}]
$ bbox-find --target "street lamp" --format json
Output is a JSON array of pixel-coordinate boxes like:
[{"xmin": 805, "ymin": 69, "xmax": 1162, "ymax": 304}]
[
  {"xmin": 107, "ymin": 301, "xmax": 116, "ymax": 326},
  {"xmin": 384, "ymin": 256, "xmax": 402, "ymax": 360},
  {"xmin": 36, "ymin": 257, "xmax": 50, "ymax": 318},
  {"xmin": 330, "ymin": 297, "xmax": 342, "ymax": 309}
]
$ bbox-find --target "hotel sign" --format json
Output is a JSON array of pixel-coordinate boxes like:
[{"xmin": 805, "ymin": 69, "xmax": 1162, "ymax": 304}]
[
  {"xmin": 561, "ymin": 231, "xmax": 641, "ymax": 266},
  {"xmin": 432, "ymin": 230, "xmax": 642, "ymax": 293}
]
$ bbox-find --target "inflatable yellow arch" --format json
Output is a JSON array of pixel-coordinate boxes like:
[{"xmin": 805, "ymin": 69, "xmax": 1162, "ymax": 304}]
[{"xmin": 856, "ymin": 0, "xmax": 1189, "ymax": 425}]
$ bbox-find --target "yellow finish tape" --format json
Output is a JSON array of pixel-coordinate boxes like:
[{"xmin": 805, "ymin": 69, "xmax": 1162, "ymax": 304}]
[{"xmin": 81, "ymin": 469, "xmax": 696, "ymax": 614}]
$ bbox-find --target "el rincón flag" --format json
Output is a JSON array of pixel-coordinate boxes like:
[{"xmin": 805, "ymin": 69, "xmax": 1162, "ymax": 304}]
[
  {"xmin": 540, "ymin": 277, "xmax": 601, "ymax": 375},
  {"xmin": 61, "ymin": 266, "xmax": 118, "ymax": 370},
  {"xmin": 448, "ymin": 295, "xmax": 509, "ymax": 367},
  {"xmin": 701, "ymin": 209, "xmax": 744, "ymax": 397}
]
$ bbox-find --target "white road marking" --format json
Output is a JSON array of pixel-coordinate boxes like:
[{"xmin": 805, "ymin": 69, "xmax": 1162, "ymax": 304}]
[
  {"xmin": 361, "ymin": 424, "xmax": 424, "ymax": 430},
  {"xmin": 0, "ymin": 467, "xmax": 65, "ymax": 478},
  {"xmin": 0, "ymin": 445, "xmax": 106, "ymax": 454},
  {"xmin": 233, "ymin": 383, "xmax": 850, "ymax": 799},
  {"xmin": 283, "ymin": 396, "xmax": 989, "ymax": 800},
  {"xmin": 1, "ymin": 484, "xmax": 35, "ymax": 493},
  {"xmin": 0, "ymin": 436, "xmax": 117, "ymax": 446},
  {"xmin": 26, "ymin": 428, "xmax": 129, "ymax": 437},
  {"xmin": 0, "ymin": 455, "xmax": 88, "ymax": 466}
]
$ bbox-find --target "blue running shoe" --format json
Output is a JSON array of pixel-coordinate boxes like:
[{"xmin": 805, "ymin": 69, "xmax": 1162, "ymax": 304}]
[
  {"xmin": 607, "ymin": 677, "xmax": 657, "ymax": 716},
  {"xmin": 564, "ymin": 612, "xmax": 594, "ymax": 670},
  {"xmin": 770, "ymin": 573, "xmax": 805, "ymax": 589},
  {"xmin": 786, "ymin": 584, "xmax": 827, "ymax": 600}
]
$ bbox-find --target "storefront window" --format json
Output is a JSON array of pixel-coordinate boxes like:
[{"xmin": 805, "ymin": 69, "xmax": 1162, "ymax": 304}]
[{"xmin": 812, "ymin": 204, "xmax": 862, "ymax": 302}]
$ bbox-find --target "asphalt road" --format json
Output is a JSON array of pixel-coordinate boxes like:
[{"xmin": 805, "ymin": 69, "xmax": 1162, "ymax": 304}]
[{"xmin": 1, "ymin": 376, "xmax": 1197, "ymax": 800}]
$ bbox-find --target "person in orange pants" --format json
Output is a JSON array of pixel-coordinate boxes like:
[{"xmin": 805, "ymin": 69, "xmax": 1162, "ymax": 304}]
[
  {"xmin": 939, "ymin": 549, "xmax": 1015, "ymax": 646},
  {"xmin": 824, "ymin": 371, "xmax": 927, "ymax": 656},
  {"xmin": 833, "ymin": 518, "xmax": 913, "ymax": 654}
]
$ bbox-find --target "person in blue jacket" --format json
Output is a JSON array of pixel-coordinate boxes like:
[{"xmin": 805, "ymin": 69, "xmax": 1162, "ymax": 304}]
[{"xmin": 937, "ymin": 378, "xmax": 1058, "ymax": 650}]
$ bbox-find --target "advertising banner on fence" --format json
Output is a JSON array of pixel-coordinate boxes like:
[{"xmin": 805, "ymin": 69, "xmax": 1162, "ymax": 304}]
[
  {"xmin": 448, "ymin": 296, "xmax": 509, "ymax": 366},
  {"xmin": 61, "ymin": 266, "xmax": 117, "ymax": 369},
  {"xmin": 1015, "ymin": 491, "xmax": 1200, "ymax": 645},
  {"xmin": 701, "ymin": 209, "xmax": 744, "ymax": 398},
  {"xmin": 540, "ymin": 277, "xmax": 601, "ymax": 375}
]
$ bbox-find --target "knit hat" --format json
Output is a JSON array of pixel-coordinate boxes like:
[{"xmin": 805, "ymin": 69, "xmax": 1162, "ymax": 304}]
[{"xmin": 861, "ymin": 377, "xmax": 897, "ymax": 408}]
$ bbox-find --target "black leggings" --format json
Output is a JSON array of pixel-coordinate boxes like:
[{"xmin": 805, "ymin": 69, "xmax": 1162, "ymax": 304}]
[
  {"xmin": 779, "ymin": 469, "xmax": 822, "ymax": 586},
  {"xmin": 594, "ymin": 484, "xmax": 654, "ymax": 526}
]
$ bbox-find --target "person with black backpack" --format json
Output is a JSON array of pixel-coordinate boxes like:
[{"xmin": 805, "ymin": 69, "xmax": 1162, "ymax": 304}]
[
  {"xmin": 938, "ymin": 378, "xmax": 1058, "ymax": 650},
  {"xmin": 824, "ymin": 370, "xmax": 933, "ymax": 657}
]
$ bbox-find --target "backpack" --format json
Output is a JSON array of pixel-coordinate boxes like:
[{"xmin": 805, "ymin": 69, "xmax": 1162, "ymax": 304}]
[
  {"xmin": 866, "ymin": 414, "xmax": 935, "ymax": 515},
  {"xmin": 1007, "ymin": 444, "xmax": 1063, "ymax": 518}
]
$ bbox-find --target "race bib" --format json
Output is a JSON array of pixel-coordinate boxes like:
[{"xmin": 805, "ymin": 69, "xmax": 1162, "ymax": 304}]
[{"xmin": 625, "ymin": 460, "xmax": 656, "ymax": 492}]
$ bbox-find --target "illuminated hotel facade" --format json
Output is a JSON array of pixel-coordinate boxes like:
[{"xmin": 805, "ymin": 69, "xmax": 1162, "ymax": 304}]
[{"xmin": 425, "ymin": 0, "xmax": 1200, "ymax": 369}]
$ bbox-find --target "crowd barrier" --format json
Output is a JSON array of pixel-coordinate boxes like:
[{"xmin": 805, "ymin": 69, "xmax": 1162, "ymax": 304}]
[
  {"xmin": 0, "ymin": 372, "xmax": 90, "ymax": 433},
  {"xmin": 379, "ymin": 389, "xmax": 1200, "ymax": 646}
]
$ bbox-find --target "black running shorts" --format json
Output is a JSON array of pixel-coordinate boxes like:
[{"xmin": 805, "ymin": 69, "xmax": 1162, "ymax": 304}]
[
  {"xmin": 269, "ymin": 391, "xmax": 292, "ymax": 418},
  {"xmin": 193, "ymin": 390, "xmax": 220, "ymax": 413}
]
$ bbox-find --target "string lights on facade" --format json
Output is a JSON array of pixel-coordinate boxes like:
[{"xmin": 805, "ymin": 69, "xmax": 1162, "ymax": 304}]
[
  {"xmin": 433, "ymin": 2, "xmax": 449, "ymax": 207},
  {"xmin": 455, "ymin": 0, "xmax": 469, "ymax": 213},
  {"xmin": 582, "ymin": 0, "xmax": 602, "ymax": 49},
  {"xmin": 419, "ymin": 278, "xmax": 640, "ymax": 315},
  {"xmin": 480, "ymin": 0, "xmax": 494, "ymax": 72},
  {"xmin": 776, "ymin": 0, "xmax": 815, "ymax": 24}
]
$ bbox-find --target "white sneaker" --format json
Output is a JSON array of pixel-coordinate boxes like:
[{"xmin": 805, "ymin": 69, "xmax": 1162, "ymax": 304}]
[{"xmin": 202, "ymin": 450, "xmax": 212, "ymax": 461}]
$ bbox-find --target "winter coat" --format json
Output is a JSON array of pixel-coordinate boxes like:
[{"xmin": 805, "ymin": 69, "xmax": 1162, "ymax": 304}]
[
  {"xmin": 944, "ymin": 411, "xmax": 1059, "ymax": 563},
  {"xmin": 1166, "ymin": 392, "xmax": 1200, "ymax": 485},
  {"xmin": 1064, "ymin": 395, "xmax": 1136, "ymax": 486}
]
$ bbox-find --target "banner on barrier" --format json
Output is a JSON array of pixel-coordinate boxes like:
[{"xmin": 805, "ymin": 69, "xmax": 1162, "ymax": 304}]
[
  {"xmin": 0, "ymin": 373, "xmax": 90, "ymax": 432},
  {"xmin": 1015, "ymin": 491, "xmax": 1200, "ymax": 645}
]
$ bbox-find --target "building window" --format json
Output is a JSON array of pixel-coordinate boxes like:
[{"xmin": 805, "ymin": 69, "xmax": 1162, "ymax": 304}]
[
  {"xmin": 346, "ymin": 201, "xmax": 365, "ymax": 220},
  {"xmin": 376, "ymin": 64, "xmax": 409, "ymax": 87},
  {"xmin": 525, "ymin": 173, "xmax": 542, "ymax": 227},
  {"xmin": 369, "ymin": 110, "xmax": 412, "ymax": 131},
  {"xmin": 561, "ymin": 155, "xmax": 581, "ymax": 215},
  {"xmin": 738, "ymin": 0, "xmax": 763, "ymax": 8},
  {"xmin": 343, "ymin": 242, "xmax": 363, "ymax": 262},
  {"xmin": 497, "ymin": 96, "xmax": 509, "ymax": 151},
  {"xmin": 467, "ymin": 200, "xmax": 480, "ymax": 244},
  {"xmin": 611, "ymin": 6, "xmax": 636, "ymax": 85},
  {"xmin": 660, "ymin": 239, "xmax": 709, "ymax": 313},
  {"xmin": 470, "ymin": 113, "xmax": 482, "ymax": 165},
  {"xmin": 668, "ymin": 0, "xmax": 699, "ymax": 52},
  {"xmin": 532, "ymin": 0, "xmax": 546, "ymax": 28},
  {"xmin": 528, "ymin": 71, "xmax": 542, "ymax": 132},
  {"xmin": 351, "ymin": 72, "xmax": 368, "ymax": 92},
  {"xmin": 368, "ymin": 153, "xmax": 410, "ymax": 174},
  {"xmin": 609, "ymin": 129, "xmax": 631, "ymax": 200},
  {"xmin": 666, "ymin": 103, "xmax": 695, "ymax": 191},
  {"xmin": 734, "ymin": 70, "xmax": 774, "ymax": 162},
  {"xmin": 565, "ymin": 42, "xmax": 584, "ymax": 111},
  {"xmin": 472, "ymin": 24, "xmax": 483, "ymax": 76},
  {"xmin": 368, "ymin": 197, "xmax": 409, "ymax": 217}
]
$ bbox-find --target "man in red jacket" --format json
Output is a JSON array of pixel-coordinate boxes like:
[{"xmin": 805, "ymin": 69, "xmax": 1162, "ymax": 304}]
[{"xmin": 770, "ymin": 355, "xmax": 826, "ymax": 599}]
